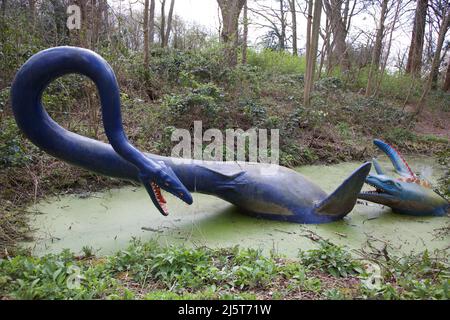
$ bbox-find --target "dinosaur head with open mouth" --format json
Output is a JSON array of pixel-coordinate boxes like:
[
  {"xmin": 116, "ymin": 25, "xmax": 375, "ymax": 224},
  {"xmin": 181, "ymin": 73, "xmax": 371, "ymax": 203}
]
[
  {"xmin": 358, "ymin": 139, "xmax": 449, "ymax": 216},
  {"xmin": 138, "ymin": 161, "xmax": 192, "ymax": 216}
]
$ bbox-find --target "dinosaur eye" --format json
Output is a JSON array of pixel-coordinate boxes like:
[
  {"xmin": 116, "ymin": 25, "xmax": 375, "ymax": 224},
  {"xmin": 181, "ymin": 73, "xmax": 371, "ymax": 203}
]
[{"xmin": 165, "ymin": 182, "xmax": 170, "ymax": 187}]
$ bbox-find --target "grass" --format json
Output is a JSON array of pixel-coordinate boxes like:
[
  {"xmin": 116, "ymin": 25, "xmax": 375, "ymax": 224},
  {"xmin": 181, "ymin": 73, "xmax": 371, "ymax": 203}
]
[
  {"xmin": 0, "ymin": 239, "xmax": 448, "ymax": 300},
  {"xmin": 247, "ymin": 49, "xmax": 306, "ymax": 75}
]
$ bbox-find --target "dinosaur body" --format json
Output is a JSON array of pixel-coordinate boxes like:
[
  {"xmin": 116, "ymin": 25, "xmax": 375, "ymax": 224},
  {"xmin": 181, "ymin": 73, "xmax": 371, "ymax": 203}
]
[
  {"xmin": 11, "ymin": 46, "xmax": 371, "ymax": 224},
  {"xmin": 163, "ymin": 159, "xmax": 371, "ymax": 223},
  {"xmin": 359, "ymin": 139, "xmax": 449, "ymax": 216}
]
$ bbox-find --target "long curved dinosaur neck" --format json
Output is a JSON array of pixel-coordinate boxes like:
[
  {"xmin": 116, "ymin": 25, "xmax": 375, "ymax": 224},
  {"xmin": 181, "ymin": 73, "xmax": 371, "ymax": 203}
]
[
  {"xmin": 10, "ymin": 46, "xmax": 221, "ymax": 193},
  {"xmin": 11, "ymin": 46, "xmax": 154, "ymax": 182}
]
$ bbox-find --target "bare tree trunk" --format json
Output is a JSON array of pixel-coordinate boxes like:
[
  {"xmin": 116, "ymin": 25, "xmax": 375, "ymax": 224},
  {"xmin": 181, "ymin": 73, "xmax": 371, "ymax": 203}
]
[
  {"xmin": 217, "ymin": 0, "xmax": 246, "ymax": 67},
  {"xmin": 149, "ymin": 0, "xmax": 155, "ymax": 45},
  {"xmin": 323, "ymin": 0, "xmax": 350, "ymax": 71},
  {"xmin": 366, "ymin": 0, "xmax": 389, "ymax": 96},
  {"xmin": 279, "ymin": 0, "xmax": 286, "ymax": 50},
  {"xmin": 87, "ymin": 0, "xmax": 96, "ymax": 48},
  {"xmin": 443, "ymin": 60, "xmax": 450, "ymax": 91},
  {"xmin": 143, "ymin": 0, "xmax": 149, "ymax": 67},
  {"xmin": 305, "ymin": 0, "xmax": 313, "ymax": 67},
  {"xmin": 318, "ymin": 39, "xmax": 326, "ymax": 78},
  {"xmin": 375, "ymin": 0, "xmax": 401, "ymax": 95},
  {"xmin": 324, "ymin": 16, "xmax": 333, "ymax": 75},
  {"xmin": 91, "ymin": 0, "xmax": 102, "ymax": 48},
  {"xmin": 217, "ymin": 5, "xmax": 223, "ymax": 39},
  {"xmin": 311, "ymin": 0, "xmax": 322, "ymax": 74},
  {"xmin": 417, "ymin": 8, "xmax": 450, "ymax": 113},
  {"xmin": 1, "ymin": 0, "xmax": 6, "ymax": 16},
  {"xmin": 406, "ymin": 0, "xmax": 428, "ymax": 75},
  {"xmin": 319, "ymin": 16, "xmax": 331, "ymax": 77},
  {"xmin": 304, "ymin": 0, "xmax": 322, "ymax": 106},
  {"xmin": 430, "ymin": 9, "xmax": 450, "ymax": 89},
  {"xmin": 164, "ymin": 0, "xmax": 175, "ymax": 47},
  {"xmin": 289, "ymin": 0, "xmax": 298, "ymax": 55},
  {"xmin": 76, "ymin": 0, "xmax": 89, "ymax": 48},
  {"xmin": 101, "ymin": 0, "xmax": 110, "ymax": 42},
  {"xmin": 160, "ymin": 0, "xmax": 166, "ymax": 47},
  {"xmin": 242, "ymin": 0, "xmax": 248, "ymax": 64},
  {"xmin": 28, "ymin": 0, "xmax": 36, "ymax": 25}
]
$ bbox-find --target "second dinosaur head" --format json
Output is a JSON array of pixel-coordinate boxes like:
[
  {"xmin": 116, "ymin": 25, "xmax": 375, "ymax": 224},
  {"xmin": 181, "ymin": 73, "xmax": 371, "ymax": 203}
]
[{"xmin": 358, "ymin": 139, "xmax": 449, "ymax": 216}]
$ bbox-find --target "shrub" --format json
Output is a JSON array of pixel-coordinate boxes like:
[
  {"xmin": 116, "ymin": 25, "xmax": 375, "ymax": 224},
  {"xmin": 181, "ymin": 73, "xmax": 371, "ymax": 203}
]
[
  {"xmin": 298, "ymin": 240, "xmax": 363, "ymax": 278},
  {"xmin": 238, "ymin": 99, "xmax": 267, "ymax": 126},
  {"xmin": 0, "ymin": 250, "xmax": 117, "ymax": 299},
  {"xmin": 384, "ymin": 127, "xmax": 417, "ymax": 145},
  {"xmin": 162, "ymin": 82, "xmax": 225, "ymax": 127},
  {"xmin": 315, "ymin": 77, "xmax": 343, "ymax": 91},
  {"xmin": 0, "ymin": 118, "xmax": 31, "ymax": 168},
  {"xmin": 247, "ymin": 49, "xmax": 306, "ymax": 75}
]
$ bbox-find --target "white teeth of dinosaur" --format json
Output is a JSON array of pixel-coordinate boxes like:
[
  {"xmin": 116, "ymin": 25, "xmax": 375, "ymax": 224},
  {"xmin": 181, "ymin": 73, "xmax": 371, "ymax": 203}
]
[
  {"xmin": 365, "ymin": 182, "xmax": 384, "ymax": 193},
  {"xmin": 150, "ymin": 181, "xmax": 168, "ymax": 214}
]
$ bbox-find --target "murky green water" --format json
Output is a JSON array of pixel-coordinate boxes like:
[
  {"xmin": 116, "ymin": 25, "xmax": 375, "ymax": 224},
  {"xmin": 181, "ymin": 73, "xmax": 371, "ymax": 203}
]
[{"xmin": 25, "ymin": 155, "xmax": 449, "ymax": 257}]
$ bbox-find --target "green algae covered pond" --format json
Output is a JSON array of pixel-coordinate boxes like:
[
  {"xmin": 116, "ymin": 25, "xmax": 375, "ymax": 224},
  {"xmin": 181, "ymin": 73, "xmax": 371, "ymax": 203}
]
[{"xmin": 24, "ymin": 156, "xmax": 449, "ymax": 257}]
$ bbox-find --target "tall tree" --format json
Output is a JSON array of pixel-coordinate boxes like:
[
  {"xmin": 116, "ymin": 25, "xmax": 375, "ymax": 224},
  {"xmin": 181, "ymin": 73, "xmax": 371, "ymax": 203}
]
[
  {"xmin": 443, "ymin": 59, "xmax": 450, "ymax": 91},
  {"xmin": 163, "ymin": 0, "xmax": 175, "ymax": 47},
  {"xmin": 28, "ymin": 0, "xmax": 36, "ymax": 25},
  {"xmin": 323, "ymin": 0, "xmax": 353, "ymax": 71},
  {"xmin": 406, "ymin": 0, "xmax": 428, "ymax": 75},
  {"xmin": 217, "ymin": 0, "xmax": 246, "ymax": 67},
  {"xmin": 149, "ymin": 0, "xmax": 155, "ymax": 45},
  {"xmin": 279, "ymin": 0, "xmax": 286, "ymax": 50},
  {"xmin": 1, "ymin": 0, "xmax": 6, "ymax": 16},
  {"xmin": 289, "ymin": 0, "xmax": 298, "ymax": 55},
  {"xmin": 90, "ymin": 0, "xmax": 104, "ymax": 48},
  {"xmin": 74, "ymin": 0, "xmax": 88, "ymax": 48},
  {"xmin": 143, "ymin": 0, "xmax": 150, "ymax": 67},
  {"xmin": 321, "ymin": 15, "xmax": 332, "ymax": 75},
  {"xmin": 160, "ymin": 0, "xmax": 166, "ymax": 47},
  {"xmin": 430, "ymin": 9, "xmax": 450, "ymax": 87},
  {"xmin": 429, "ymin": 0, "xmax": 450, "ymax": 89},
  {"xmin": 100, "ymin": 0, "xmax": 110, "ymax": 42},
  {"xmin": 366, "ymin": 0, "xmax": 390, "ymax": 96},
  {"xmin": 304, "ymin": 0, "xmax": 322, "ymax": 106},
  {"xmin": 417, "ymin": 6, "xmax": 449, "ymax": 112},
  {"xmin": 305, "ymin": 0, "xmax": 313, "ymax": 67},
  {"xmin": 375, "ymin": 0, "xmax": 402, "ymax": 95},
  {"xmin": 242, "ymin": 0, "xmax": 248, "ymax": 64},
  {"xmin": 249, "ymin": 0, "xmax": 289, "ymax": 51}
]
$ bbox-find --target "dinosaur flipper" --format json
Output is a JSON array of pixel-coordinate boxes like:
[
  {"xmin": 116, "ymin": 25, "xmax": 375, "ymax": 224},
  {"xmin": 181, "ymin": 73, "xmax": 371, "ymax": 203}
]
[
  {"xmin": 373, "ymin": 139, "xmax": 415, "ymax": 177},
  {"xmin": 315, "ymin": 162, "xmax": 371, "ymax": 217}
]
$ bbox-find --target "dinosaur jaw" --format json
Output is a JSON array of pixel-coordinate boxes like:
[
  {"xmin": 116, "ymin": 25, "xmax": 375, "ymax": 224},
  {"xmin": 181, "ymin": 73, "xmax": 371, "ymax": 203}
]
[
  {"xmin": 150, "ymin": 181, "xmax": 168, "ymax": 215},
  {"xmin": 358, "ymin": 190, "xmax": 395, "ymax": 204},
  {"xmin": 358, "ymin": 179, "xmax": 398, "ymax": 205}
]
